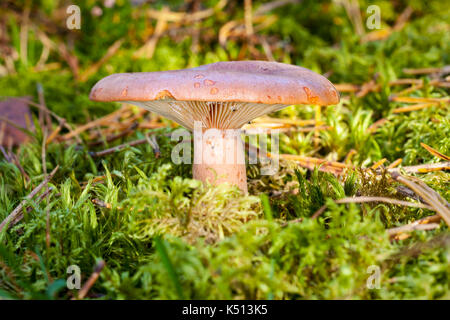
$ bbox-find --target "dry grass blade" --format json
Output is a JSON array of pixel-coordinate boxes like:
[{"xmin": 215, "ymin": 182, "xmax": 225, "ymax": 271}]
[
  {"xmin": 390, "ymin": 96, "xmax": 449, "ymax": 103},
  {"xmin": 334, "ymin": 83, "xmax": 360, "ymax": 92},
  {"xmin": 75, "ymin": 260, "xmax": 106, "ymax": 300},
  {"xmin": 134, "ymin": 7, "xmax": 169, "ymax": 59},
  {"xmin": 46, "ymin": 119, "xmax": 66, "ymax": 145},
  {"xmin": 61, "ymin": 105, "xmax": 130, "ymax": 141},
  {"xmin": 146, "ymin": 0, "xmax": 228, "ymax": 22},
  {"xmin": 341, "ymin": 0, "xmax": 364, "ymax": 36},
  {"xmin": 402, "ymin": 67, "xmax": 447, "ymax": 75},
  {"xmin": 392, "ymin": 102, "xmax": 440, "ymax": 113},
  {"xmin": 389, "ymin": 79, "xmax": 424, "ymax": 86},
  {"xmin": 391, "ymin": 172, "xmax": 450, "ymax": 227},
  {"xmin": 244, "ymin": 0, "xmax": 254, "ymax": 38},
  {"xmin": 79, "ymin": 38, "xmax": 124, "ymax": 82},
  {"xmin": 311, "ymin": 196, "xmax": 434, "ymax": 220},
  {"xmin": 0, "ymin": 166, "xmax": 59, "ymax": 233},
  {"xmin": 387, "ymin": 162, "xmax": 450, "ymax": 174},
  {"xmin": 145, "ymin": 133, "xmax": 160, "ymax": 158},
  {"xmin": 371, "ymin": 158, "xmax": 387, "ymax": 169},
  {"xmin": 89, "ymin": 138, "xmax": 148, "ymax": 158},
  {"xmin": 277, "ymin": 154, "xmax": 350, "ymax": 169},
  {"xmin": 254, "ymin": 0, "xmax": 302, "ymax": 16},
  {"xmin": 420, "ymin": 142, "xmax": 450, "ymax": 161},
  {"xmin": 387, "ymin": 158, "xmax": 402, "ymax": 169},
  {"xmin": 88, "ymin": 122, "xmax": 139, "ymax": 147},
  {"xmin": 387, "ymin": 214, "xmax": 441, "ymax": 238},
  {"xmin": 12, "ymin": 187, "xmax": 55, "ymax": 227},
  {"xmin": 356, "ymin": 79, "xmax": 379, "ymax": 98}
]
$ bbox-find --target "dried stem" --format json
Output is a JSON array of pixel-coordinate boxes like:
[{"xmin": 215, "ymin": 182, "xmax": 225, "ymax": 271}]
[
  {"xmin": 311, "ymin": 196, "xmax": 434, "ymax": 220},
  {"xmin": 0, "ymin": 166, "xmax": 59, "ymax": 233}
]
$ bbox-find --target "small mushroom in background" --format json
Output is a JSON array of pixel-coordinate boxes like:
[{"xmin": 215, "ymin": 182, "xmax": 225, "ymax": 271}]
[{"xmin": 89, "ymin": 61, "xmax": 339, "ymax": 193}]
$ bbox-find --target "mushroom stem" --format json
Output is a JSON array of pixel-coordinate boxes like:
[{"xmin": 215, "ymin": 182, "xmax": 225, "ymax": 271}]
[{"xmin": 193, "ymin": 127, "xmax": 247, "ymax": 193}]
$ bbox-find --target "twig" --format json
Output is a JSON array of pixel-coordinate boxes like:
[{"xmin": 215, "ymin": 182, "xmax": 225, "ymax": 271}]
[
  {"xmin": 0, "ymin": 97, "xmax": 62, "ymax": 122},
  {"xmin": 277, "ymin": 154, "xmax": 351, "ymax": 169},
  {"xmin": 0, "ymin": 166, "xmax": 59, "ymax": 233},
  {"xmin": 76, "ymin": 260, "xmax": 106, "ymax": 300},
  {"xmin": 37, "ymin": 83, "xmax": 51, "ymax": 135},
  {"xmin": 87, "ymin": 122, "xmax": 139, "ymax": 147},
  {"xmin": 12, "ymin": 188, "xmax": 55, "ymax": 227},
  {"xmin": 61, "ymin": 105, "xmax": 130, "ymax": 141},
  {"xmin": 356, "ymin": 79, "xmax": 378, "ymax": 98},
  {"xmin": 403, "ymin": 67, "xmax": 448, "ymax": 75},
  {"xmin": 254, "ymin": 0, "xmax": 302, "ymax": 16},
  {"xmin": 41, "ymin": 129, "xmax": 50, "ymax": 250},
  {"xmin": 387, "ymin": 158, "xmax": 402, "ymax": 169},
  {"xmin": 134, "ymin": 7, "xmax": 170, "ymax": 59},
  {"xmin": 0, "ymin": 145, "xmax": 12, "ymax": 162},
  {"xmin": 8, "ymin": 150, "xmax": 30, "ymax": 183},
  {"xmin": 390, "ymin": 172, "xmax": 450, "ymax": 227},
  {"xmin": 190, "ymin": 0, "xmax": 201, "ymax": 53},
  {"xmin": 334, "ymin": 83, "xmax": 360, "ymax": 92},
  {"xmin": 19, "ymin": 1, "xmax": 30, "ymax": 67},
  {"xmin": 46, "ymin": 119, "xmax": 66, "ymax": 145},
  {"xmin": 388, "ymin": 162, "xmax": 450, "ymax": 174},
  {"xmin": 420, "ymin": 142, "xmax": 450, "ymax": 161},
  {"xmin": 390, "ymin": 96, "xmax": 449, "ymax": 103},
  {"xmin": 341, "ymin": 0, "xmax": 364, "ymax": 36},
  {"xmin": 145, "ymin": 133, "xmax": 160, "ymax": 158},
  {"xmin": 385, "ymin": 233, "xmax": 450, "ymax": 265},
  {"xmin": 244, "ymin": 0, "xmax": 254, "ymax": 39},
  {"xmin": 392, "ymin": 6, "xmax": 414, "ymax": 31},
  {"xmin": 371, "ymin": 158, "xmax": 387, "ymax": 170},
  {"xmin": 89, "ymin": 138, "xmax": 148, "ymax": 158},
  {"xmin": 392, "ymin": 102, "xmax": 440, "ymax": 113},
  {"xmin": 146, "ymin": 0, "xmax": 228, "ymax": 22},
  {"xmin": 79, "ymin": 38, "xmax": 124, "ymax": 82},
  {"xmin": 281, "ymin": 217, "xmax": 303, "ymax": 227},
  {"xmin": 387, "ymin": 214, "xmax": 441, "ymax": 238},
  {"xmin": 311, "ymin": 196, "xmax": 434, "ymax": 220}
]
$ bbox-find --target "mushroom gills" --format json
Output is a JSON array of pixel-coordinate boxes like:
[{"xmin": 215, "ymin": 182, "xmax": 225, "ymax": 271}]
[{"xmin": 126, "ymin": 100, "xmax": 287, "ymax": 130}]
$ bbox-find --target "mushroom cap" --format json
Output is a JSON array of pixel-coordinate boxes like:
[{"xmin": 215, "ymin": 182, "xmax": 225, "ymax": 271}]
[
  {"xmin": 89, "ymin": 61, "xmax": 339, "ymax": 130},
  {"xmin": 90, "ymin": 60, "xmax": 339, "ymax": 106}
]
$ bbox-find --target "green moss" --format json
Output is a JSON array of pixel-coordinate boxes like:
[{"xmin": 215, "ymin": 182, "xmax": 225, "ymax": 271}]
[{"xmin": 0, "ymin": 0, "xmax": 449, "ymax": 300}]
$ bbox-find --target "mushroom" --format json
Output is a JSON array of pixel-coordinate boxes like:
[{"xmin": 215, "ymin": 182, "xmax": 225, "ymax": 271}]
[{"xmin": 89, "ymin": 61, "xmax": 339, "ymax": 193}]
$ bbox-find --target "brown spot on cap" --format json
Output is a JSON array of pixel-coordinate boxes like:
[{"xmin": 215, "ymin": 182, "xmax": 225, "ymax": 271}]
[
  {"xmin": 155, "ymin": 90, "xmax": 175, "ymax": 100},
  {"xmin": 204, "ymin": 79, "xmax": 216, "ymax": 86},
  {"xmin": 329, "ymin": 88, "xmax": 338, "ymax": 101},
  {"xmin": 303, "ymin": 87, "xmax": 319, "ymax": 104},
  {"xmin": 121, "ymin": 87, "xmax": 128, "ymax": 97},
  {"xmin": 194, "ymin": 82, "xmax": 201, "ymax": 88},
  {"xmin": 194, "ymin": 74, "xmax": 204, "ymax": 79},
  {"xmin": 210, "ymin": 87, "xmax": 219, "ymax": 95}
]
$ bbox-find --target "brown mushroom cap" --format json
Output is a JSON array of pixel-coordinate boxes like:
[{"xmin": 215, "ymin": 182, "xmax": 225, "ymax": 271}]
[{"xmin": 90, "ymin": 61, "xmax": 339, "ymax": 130}]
